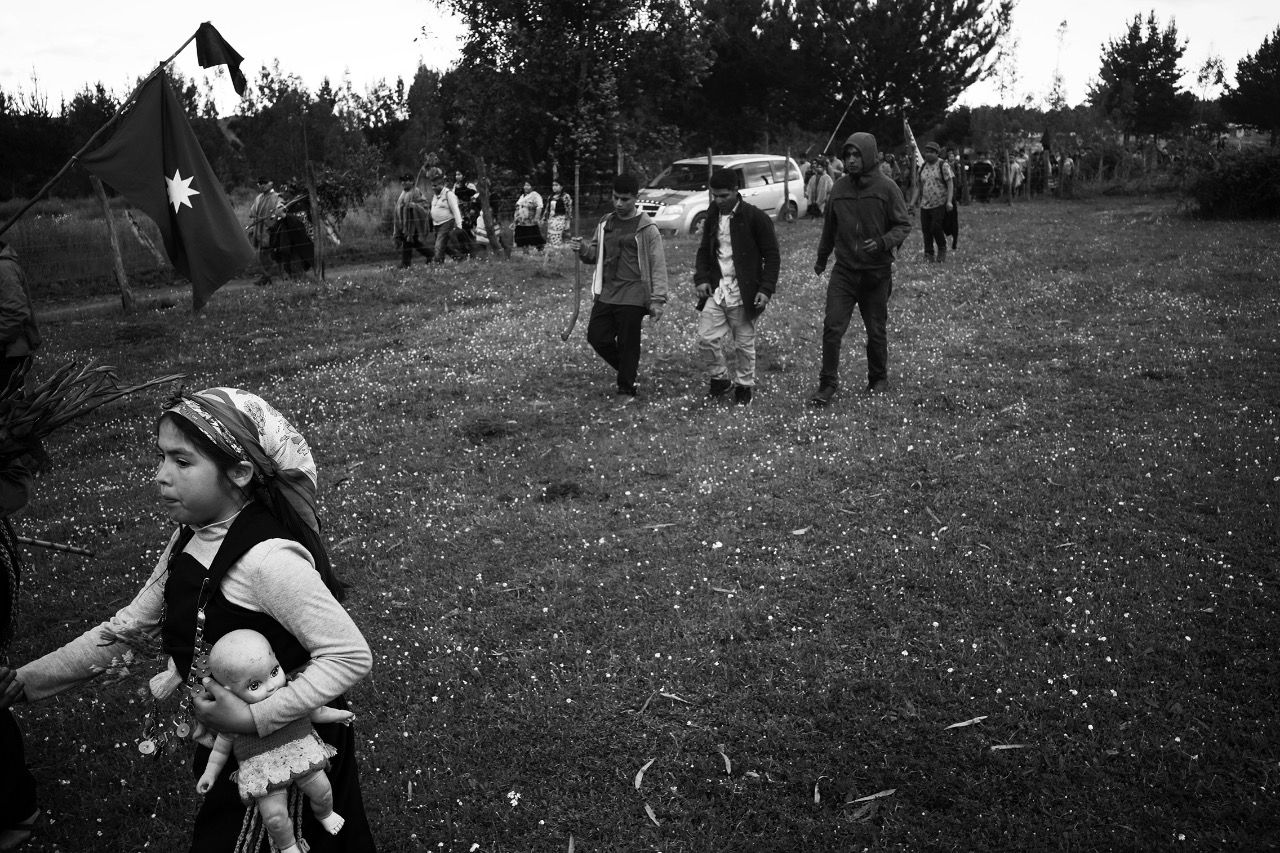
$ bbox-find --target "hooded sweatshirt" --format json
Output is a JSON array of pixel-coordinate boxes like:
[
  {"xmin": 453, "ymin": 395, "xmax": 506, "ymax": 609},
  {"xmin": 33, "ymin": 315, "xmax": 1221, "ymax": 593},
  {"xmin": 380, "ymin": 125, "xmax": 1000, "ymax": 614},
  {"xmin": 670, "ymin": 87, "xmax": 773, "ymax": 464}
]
[{"xmin": 815, "ymin": 132, "xmax": 912, "ymax": 271}]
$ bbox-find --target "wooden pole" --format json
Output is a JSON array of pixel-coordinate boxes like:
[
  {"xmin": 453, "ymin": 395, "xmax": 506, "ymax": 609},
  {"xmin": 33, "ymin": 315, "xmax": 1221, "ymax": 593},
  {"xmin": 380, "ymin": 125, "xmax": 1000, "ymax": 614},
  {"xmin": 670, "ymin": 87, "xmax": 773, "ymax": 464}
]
[
  {"xmin": 306, "ymin": 164, "xmax": 324, "ymax": 280},
  {"xmin": 475, "ymin": 156, "xmax": 508, "ymax": 259},
  {"xmin": 90, "ymin": 176, "xmax": 136, "ymax": 313},
  {"xmin": 783, "ymin": 147, "xmax": 792, "ymax": 223}
]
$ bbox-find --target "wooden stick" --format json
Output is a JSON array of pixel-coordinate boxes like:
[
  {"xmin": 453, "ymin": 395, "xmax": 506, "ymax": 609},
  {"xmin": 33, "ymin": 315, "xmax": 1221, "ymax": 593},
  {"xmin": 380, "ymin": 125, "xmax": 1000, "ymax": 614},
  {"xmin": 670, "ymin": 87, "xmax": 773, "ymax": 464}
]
[
  {"xmin": 16, "ymin": 536, "xmax": 94, "ymax": 557},
  {"xmin": 91, "ymin": 175, "xmax": 136, "ymax": 313},
  {"xmin": 559, "ymin": 163, "xmax": 582, "ymax": 342}
]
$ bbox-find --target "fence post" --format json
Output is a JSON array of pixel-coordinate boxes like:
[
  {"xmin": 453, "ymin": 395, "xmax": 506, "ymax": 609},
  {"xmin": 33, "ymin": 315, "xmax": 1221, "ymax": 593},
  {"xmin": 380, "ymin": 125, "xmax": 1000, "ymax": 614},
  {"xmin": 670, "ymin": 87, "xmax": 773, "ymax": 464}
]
[
  {"xmin": 306, "ymin": 165, "xmax": 324, "ymax": 280},
  {"xmin": 90, "ymin": 176, "xmax": 136, "ymax": 313}
]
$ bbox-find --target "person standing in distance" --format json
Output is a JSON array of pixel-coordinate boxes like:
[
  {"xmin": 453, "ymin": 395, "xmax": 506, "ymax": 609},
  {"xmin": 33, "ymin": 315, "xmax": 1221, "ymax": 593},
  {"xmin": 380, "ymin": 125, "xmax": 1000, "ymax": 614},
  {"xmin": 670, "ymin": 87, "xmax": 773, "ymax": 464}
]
[
  {"xmin": 571, "ymin": 174, "xmax": 669, "ymax": 401},
  {"xmin": 810, "ymin": 132, "xmax": 912, "ymax": 405},
  {"xmin": 693, "ymin": 169, "xmax": 780, "ymax": 405}
]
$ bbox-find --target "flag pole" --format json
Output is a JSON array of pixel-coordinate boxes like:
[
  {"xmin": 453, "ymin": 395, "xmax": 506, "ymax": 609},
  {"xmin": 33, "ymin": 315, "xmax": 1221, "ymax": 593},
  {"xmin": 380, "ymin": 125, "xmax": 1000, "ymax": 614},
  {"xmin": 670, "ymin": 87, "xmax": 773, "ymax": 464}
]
[
  {"xmin": 0, "ymin": 31, "xmax": 200, "ymax": 239},
  {"xmin": 823, "ymin": 99, "xmax": 856, "ymax": 156}
]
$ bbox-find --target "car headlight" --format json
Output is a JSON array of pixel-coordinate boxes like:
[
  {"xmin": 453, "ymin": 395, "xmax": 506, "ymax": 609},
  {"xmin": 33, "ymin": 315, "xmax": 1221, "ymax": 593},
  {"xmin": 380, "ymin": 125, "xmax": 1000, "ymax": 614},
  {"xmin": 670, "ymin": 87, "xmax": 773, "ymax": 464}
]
[{"xmin": 661, "ymin": 204, "xmax": 683, "ymax": 217}]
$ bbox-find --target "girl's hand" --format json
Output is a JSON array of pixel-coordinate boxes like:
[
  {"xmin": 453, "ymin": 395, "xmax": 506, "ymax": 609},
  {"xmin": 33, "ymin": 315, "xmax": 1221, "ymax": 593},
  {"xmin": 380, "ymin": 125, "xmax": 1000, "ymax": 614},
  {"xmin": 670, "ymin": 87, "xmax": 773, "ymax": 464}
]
[
  {"xmin": 192, "ymin": 678, "xmax": 256, "ymax": 734},
  {"xmin": 196, "ymin": 774, "xmax": 217, "ymax": 795},
  {"xmin": 0, "ymin": 666, "xmax": 26, "ymax": 709}
]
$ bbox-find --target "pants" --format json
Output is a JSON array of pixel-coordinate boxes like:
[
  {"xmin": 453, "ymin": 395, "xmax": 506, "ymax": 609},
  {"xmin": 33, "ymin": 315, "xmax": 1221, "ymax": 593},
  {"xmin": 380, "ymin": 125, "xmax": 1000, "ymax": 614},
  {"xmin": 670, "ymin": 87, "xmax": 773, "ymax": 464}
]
[
  {"xmin": 189, "ymin": 702, "xmax": 375, "ymax": 853},
  {"xmin": 698, "ymin": 300, "xmax": 757, "ymax": 387},
  {"xmin": 0, "ymin": 708, "xmax": 38, "ymax": 826},
  {"xmin": 819, "ymin": 264, "xmax": 892, "ymax": 390},
  {"xmin": 920, "ymin": 205, "xmax": 947, "ymax": 259},
  {"xmin": 399, "ymin": 236, "xmax": 433, "ymax": 267},
  {"xmin": 587, "ymin": 301, "xmax": 647, "ymax": 394},
  {"xmin": 432, "ymin": 221, "xmax": 456, "ymax": 262}
]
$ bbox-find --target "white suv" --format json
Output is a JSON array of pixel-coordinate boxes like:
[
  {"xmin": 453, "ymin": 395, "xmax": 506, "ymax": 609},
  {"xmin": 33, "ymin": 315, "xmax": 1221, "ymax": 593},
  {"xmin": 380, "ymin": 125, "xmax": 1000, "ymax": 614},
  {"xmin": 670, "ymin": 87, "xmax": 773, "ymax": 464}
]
[{"xmin": 638, "ymin": 154, "xmax": 804, "ymax": 236}]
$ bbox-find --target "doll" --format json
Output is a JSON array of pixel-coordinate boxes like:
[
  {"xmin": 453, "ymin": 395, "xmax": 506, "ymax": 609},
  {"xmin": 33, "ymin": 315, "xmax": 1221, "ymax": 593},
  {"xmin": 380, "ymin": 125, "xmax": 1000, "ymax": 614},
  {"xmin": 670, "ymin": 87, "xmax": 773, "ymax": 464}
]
[{"xmin": 196, "ymin": 629, "xmax": 353, "ymax": 853}]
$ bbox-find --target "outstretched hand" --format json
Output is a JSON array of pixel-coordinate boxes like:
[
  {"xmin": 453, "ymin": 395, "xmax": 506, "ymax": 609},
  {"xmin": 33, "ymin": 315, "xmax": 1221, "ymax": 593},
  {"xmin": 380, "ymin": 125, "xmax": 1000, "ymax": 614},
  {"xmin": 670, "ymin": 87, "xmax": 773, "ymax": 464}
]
[{"xmin": 192, "ymin": 678, "xmax": 256, "ymax": 735}]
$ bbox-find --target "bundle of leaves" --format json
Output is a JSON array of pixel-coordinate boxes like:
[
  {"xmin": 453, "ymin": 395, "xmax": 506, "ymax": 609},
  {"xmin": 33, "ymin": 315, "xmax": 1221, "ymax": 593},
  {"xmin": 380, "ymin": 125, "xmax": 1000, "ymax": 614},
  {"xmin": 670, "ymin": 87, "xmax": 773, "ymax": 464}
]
[
  {"xmin": 0, "ymin": 359, "xmax": 183, "ymax": 463},
  {"xmin": 1185, "ymin": 147, "xmax": 1280, "ymax": 219}
]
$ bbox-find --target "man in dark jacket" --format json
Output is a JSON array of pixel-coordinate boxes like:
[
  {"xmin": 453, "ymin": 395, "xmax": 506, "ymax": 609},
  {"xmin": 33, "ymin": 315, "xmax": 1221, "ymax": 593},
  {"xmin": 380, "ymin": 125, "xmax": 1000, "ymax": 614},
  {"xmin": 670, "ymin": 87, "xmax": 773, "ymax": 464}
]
[
  {"xmin": 810, "ymin": 131, "xmax": 912, "ymax": 405},
  {"xmin": 694, "ymin": 169, "xmax": 780, "ymax": 405}
]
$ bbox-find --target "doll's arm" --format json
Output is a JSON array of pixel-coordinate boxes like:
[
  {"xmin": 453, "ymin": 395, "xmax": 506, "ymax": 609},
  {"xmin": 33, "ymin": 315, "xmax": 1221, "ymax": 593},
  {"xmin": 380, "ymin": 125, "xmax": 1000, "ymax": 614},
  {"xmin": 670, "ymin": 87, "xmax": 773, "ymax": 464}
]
[
  {"xmin": 309, "ymin": 705, "xmax": 355, "ymax": 725},
  {"xmin": 196, "ymin": 734, "xmax": 234, "ymax": 794}
]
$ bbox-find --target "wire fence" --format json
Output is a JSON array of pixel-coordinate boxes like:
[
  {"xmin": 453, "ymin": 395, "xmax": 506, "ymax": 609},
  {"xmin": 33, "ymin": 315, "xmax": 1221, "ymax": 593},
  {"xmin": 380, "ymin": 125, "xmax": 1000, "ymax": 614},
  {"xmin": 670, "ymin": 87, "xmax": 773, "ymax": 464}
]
[{"xmin": 2, "ymin": 181, "xmax": 630, "ymax": 305}]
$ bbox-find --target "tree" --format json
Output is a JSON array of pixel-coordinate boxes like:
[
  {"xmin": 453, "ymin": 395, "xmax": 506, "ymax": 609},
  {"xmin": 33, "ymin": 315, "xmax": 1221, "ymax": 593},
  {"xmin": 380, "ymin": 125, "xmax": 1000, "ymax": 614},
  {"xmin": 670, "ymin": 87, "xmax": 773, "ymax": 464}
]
[
  {"xmin": 788, "ymin": 0, "xmax": 1011, "ymax": 147},
  {"xmin": 439, "ymin": 0, "xmax": 709, "ymax": 178},
  {"xmin": 1222, "ymin": 26, "xmax": 1280, "ymax": 145},
  {"xmin": 1089, "ymin": 13, "xmax": 1190, "ymax": 143}
]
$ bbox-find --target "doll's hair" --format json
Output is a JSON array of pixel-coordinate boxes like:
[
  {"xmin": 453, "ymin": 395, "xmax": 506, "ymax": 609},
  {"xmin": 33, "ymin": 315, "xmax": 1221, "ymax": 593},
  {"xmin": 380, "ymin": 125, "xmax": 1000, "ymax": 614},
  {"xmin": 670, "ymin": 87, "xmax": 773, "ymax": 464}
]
[{"xmin": 156, "ymin": 410, "xmax": 347, "ymax": 602}]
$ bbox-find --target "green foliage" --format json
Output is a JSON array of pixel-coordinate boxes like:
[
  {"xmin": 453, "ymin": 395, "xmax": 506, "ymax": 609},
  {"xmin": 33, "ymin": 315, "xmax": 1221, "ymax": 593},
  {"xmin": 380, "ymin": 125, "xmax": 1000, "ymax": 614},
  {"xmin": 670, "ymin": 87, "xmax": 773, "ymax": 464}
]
[
  {"xmin": 1184, "ymin": 146, "xmax": 1280, "ymax": 219},
  {"xmin": 788, "ymin": 0, "xmax": 1011, "ymax": 146},
  {"xmin": 1089, "ymin": 13, "xmax": 1191, "ymax": 142},
  {"xmin": 1222, "ymin": 26, "xmax": 1280, "ymax": 144}
]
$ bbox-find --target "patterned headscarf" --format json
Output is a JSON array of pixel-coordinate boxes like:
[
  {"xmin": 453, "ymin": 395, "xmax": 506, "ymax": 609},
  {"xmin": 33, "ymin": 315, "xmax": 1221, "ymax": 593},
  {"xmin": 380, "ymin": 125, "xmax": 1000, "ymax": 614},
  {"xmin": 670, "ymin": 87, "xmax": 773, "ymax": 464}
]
[{"xmin": 165, "ymin": 388, "xmax": 320, "ymax": 544}]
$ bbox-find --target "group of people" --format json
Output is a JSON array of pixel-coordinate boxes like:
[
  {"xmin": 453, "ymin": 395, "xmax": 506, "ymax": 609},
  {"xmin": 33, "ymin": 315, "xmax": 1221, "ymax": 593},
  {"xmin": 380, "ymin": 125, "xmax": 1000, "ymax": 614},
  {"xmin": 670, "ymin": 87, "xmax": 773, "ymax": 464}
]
[
  {"xmin": 572, "ymin": 130, "xmax": 912, "ymax": 408},
  {"xmin": 0, "ymin": 127, "xmax": 913, "ymax": 853}
]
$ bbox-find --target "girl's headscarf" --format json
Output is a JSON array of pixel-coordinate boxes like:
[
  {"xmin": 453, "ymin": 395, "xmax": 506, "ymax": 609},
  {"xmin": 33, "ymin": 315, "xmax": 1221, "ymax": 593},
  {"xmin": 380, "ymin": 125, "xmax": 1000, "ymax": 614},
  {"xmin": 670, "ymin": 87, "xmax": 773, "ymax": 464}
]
[{"xmin": 165, "ymin": 388, "xmax": 344, "ymax": 598}]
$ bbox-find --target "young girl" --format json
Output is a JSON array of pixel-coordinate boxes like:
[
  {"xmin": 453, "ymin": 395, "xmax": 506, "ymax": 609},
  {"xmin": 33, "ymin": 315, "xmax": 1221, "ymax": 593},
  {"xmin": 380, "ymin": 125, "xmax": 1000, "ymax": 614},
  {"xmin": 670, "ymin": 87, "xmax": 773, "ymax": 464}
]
[
  {"xmin": 7, "ymin": 387, "xmax": 376, "ymax": 853},
  {"xmin": 198, "ymin": 629, "xmax": 353, "ymax": 853}
]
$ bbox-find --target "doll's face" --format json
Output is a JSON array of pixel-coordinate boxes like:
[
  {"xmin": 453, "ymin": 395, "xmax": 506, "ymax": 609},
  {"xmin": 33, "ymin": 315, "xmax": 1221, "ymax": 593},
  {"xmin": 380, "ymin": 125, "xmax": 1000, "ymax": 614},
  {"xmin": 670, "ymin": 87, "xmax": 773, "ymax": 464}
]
[{"xmin": 220, "ymin": 654, "xmax": 287, "ymax": 705}]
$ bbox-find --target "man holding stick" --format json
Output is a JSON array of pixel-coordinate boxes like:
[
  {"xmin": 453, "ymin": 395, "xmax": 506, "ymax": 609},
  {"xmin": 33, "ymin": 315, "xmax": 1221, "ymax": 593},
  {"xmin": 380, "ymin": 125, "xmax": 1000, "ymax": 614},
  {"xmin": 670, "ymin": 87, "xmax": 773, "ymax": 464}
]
[{"xmin": 571, "ymin": 175, "xmax": 668, "ymax": 401}]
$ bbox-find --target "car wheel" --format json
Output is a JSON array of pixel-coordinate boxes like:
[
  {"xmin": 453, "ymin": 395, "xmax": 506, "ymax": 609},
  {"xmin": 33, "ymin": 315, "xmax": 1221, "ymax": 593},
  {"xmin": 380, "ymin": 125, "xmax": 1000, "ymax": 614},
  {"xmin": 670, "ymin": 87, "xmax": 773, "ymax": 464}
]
[
  {"xmin": 781, "ymin": 200, "xmax": 798, "ymax": 223},
  {"xmin": 690, "ymin": 211, "xmax": 708, "ymax": 237}
]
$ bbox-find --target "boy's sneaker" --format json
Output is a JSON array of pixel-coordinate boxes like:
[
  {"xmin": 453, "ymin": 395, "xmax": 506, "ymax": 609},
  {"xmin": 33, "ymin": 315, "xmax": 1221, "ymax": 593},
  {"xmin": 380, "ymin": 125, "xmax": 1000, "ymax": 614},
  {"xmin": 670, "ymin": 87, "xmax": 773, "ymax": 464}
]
[
  {"xmin": 809, "ymin": 384, "xmax": 837, "ymax": 407},
  {"xmin": 734, "ymin": 386, "xmax": 753, "ymax": 405},
  {"xmin": 866, "ymin": 379, "xmax": 889, "ymax": 395},
  {"xmin": 708, "ymin": 377, "xmax": 732, "ymax": 398}
]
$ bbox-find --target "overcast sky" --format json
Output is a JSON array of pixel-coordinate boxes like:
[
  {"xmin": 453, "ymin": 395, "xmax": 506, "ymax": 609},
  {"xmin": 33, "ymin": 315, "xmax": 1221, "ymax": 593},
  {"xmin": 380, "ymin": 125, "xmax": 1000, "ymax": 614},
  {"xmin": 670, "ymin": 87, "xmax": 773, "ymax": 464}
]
[{"xmin": 1, "ymin": 0, "xmax": 1275, "ymax": 115}]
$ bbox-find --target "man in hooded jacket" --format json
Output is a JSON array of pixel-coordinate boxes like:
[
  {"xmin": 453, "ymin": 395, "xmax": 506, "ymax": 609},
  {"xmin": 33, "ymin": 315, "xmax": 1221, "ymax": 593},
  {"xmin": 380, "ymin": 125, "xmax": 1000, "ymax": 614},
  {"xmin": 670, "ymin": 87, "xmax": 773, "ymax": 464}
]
[{"xmin": 810, "ymin": 132, "xmax": 912, "ymax": 405}]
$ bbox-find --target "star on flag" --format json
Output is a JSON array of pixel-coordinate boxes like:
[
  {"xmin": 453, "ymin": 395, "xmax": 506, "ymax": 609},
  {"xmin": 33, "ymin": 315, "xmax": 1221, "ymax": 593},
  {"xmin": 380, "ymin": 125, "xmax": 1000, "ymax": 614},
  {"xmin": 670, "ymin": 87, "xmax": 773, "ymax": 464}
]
[{"xmin": 166, "ymin": 169, "xmax": 201, "ymax": 212}]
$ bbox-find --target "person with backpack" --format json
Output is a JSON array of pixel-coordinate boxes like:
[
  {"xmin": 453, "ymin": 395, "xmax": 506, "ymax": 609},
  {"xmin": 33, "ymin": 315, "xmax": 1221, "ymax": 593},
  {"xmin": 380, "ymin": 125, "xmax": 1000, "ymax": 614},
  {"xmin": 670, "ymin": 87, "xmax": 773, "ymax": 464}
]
[{"xmin": 911, "ymin": 141, "xmax": 954, "ymax": 263}]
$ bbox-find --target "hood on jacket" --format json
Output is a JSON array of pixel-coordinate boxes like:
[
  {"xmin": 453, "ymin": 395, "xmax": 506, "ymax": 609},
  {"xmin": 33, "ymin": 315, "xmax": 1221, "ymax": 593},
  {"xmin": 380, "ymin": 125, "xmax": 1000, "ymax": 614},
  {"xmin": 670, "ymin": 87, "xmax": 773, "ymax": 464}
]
[{"xmin": 842, "ymin": 132, "xmax": 879, "ymax": 178}]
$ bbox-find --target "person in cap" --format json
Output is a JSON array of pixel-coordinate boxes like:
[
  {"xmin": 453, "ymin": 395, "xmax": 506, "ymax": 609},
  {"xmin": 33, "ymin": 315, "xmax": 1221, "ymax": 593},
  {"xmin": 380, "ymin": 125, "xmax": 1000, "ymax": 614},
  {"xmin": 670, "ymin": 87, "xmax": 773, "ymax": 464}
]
[
  {"xmin": 911, "ymin": 141, "xmax": 954, "ymax": 262},
  {"xmin": 393, "ymin": 173, "xmax": 434, "ymax": 268},
  {"xmin": 810, "ymin": 131, "xmax": 912, "ymax": 405},
  {"xmin": 426, "ymin": 168, "xmax": 465, "ymax": 262},
  {"xmin": 247, "ymin": 177, "xmax": 285, "ymax": 286},
  {"xmin": 693, "ymin": 169, "xmax": 780, "ymax": 405}
]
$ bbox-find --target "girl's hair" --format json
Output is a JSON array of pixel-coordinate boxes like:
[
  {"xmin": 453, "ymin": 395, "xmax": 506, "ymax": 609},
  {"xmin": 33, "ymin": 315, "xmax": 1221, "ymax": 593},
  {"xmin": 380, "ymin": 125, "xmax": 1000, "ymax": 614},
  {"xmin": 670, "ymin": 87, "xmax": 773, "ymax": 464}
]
[{"xmin": 157, "ymin": 411, "xmax": 348, "ymax": 602}]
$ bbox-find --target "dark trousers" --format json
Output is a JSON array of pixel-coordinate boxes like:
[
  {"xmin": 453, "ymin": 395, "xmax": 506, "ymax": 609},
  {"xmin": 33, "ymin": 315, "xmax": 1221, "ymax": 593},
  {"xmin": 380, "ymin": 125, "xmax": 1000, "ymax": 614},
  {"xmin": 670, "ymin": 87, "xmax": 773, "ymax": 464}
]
[
  {"xmin": 189, "ymin": 703, "xmax": 375, "ymax": 853},
  {"xmin": 586, "ymin": 301, "xmax": 647, "ymax": 394},
  {"xmin": 399, "ymin": 237, "xmax": 433, "ymax": 267},
  {"xmin": 0, "ymin": 708, "xmax": 38, "ymax": 825},
  {"xmin": 432, "ymin": 221, "xmax": 456, "ymax": 262},
  {"xmin": 820, "ymin": 264, "xmax": 892, "ymax": 389},
  {"xmin": 920, "ymin": 205, "xmax": 947, "ymax": 259}
]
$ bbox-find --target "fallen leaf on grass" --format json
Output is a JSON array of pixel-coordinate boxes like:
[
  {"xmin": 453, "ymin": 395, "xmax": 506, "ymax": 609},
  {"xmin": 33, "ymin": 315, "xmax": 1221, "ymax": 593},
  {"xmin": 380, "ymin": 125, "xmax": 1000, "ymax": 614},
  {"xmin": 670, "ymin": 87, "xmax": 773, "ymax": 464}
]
[
  {"xmin": 944, "ymin": 716, "xmax": 988, "ymax": 730},
  {"xmin": 659, "ymin": 691, "xmax": 691, "ymax": 704},
  {"xmin": 848, "ymin": 788, "xmax": 896, "ymax": 803},
  {"xmin": 644, "ymin": 803, "xmax": 661, "ymax": 826},
  {"xmin": 710, "ymin": 586, "xmax": 737, "ymax": 594},
  {"xmin": 716, "ymin": 745, "xmax": 731, "ymax": 775},
  {"xmin": 791, "ymin": 526, "xmax": 811, "ymax": 535},
  {"xmin": 814, "ymin": 775, "xmax": 828, "ymax": 804},
  {"xmin": 925, "ymin": 506, "xmax": 943, "ymax": 525},
  {"xmin": 567, "ymin": 835, "xmax": 574, "ymax": 853},
  {"xmin": 635, "ymin": 758, "xmax": 655, "ymax": 790},
  {"xmin": 990, "ymin": 743, "xmax": 1031, "ymax": 751},
  {"xmin": 849, "ymin": 801, "xmax": 878, "ymax": 821}
]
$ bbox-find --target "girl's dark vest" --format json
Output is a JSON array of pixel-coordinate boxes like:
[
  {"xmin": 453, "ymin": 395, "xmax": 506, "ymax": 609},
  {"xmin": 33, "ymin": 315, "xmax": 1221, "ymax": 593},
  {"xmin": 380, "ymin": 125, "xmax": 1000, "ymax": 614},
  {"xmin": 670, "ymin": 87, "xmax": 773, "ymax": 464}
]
[{"xmin": 161, "ymin": 502, "xmax": 309, "ymax": 678}]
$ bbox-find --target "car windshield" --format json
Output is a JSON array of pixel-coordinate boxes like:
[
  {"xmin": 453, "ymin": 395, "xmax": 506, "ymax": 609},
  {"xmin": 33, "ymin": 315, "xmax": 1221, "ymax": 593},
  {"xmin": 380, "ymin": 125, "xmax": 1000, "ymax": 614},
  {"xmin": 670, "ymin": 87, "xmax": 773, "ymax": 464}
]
[{"xmin": 646, "ymin": 163, "xmax": 724, "ymax": 191}]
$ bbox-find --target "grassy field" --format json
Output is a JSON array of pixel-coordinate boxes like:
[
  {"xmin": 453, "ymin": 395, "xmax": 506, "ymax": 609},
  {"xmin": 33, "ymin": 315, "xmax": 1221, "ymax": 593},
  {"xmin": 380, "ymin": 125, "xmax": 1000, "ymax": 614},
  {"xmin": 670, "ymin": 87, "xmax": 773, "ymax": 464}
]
[{"xmin": 7, "ymin": 195, "xmax": 1279, "ymax": 852}]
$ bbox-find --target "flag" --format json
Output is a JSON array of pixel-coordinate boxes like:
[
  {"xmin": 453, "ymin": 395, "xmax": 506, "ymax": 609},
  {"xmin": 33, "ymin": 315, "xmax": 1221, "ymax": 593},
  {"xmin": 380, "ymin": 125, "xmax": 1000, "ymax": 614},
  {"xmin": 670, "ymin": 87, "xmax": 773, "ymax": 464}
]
[
  {"xmin": 195, "ymin": 22, "xmax": 247, "ymax": 96},
  {"xmin": 903, "ymin": 116, "xmax": 925, "ymax": 170},
  {"xmin": 80, "ymin": 73, "xmax": 256, "ymax": 310}
]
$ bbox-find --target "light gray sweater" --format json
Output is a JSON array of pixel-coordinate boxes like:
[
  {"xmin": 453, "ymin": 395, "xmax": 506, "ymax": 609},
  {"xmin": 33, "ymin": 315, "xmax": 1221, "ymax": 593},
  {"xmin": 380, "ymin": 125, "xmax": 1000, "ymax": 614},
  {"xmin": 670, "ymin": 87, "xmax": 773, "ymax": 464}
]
[{"xmin": 18, "ymin": 513, "xmax": 371, "ymax": 737}]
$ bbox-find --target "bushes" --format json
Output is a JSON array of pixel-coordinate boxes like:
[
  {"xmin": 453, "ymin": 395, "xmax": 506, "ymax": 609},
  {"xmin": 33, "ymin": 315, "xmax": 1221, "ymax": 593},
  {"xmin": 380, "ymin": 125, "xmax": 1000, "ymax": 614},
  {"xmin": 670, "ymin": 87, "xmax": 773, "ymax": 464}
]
[{"xmin": 1184, "ymin": 147, "xmax": 1280, "ymax": 218}]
